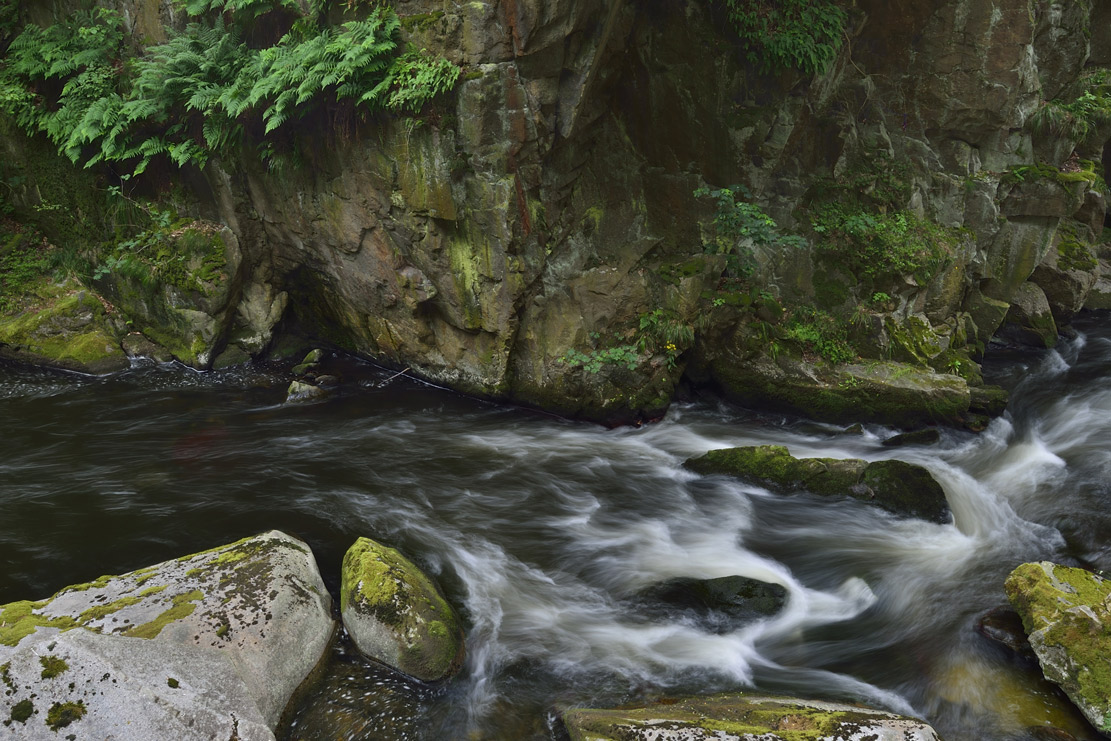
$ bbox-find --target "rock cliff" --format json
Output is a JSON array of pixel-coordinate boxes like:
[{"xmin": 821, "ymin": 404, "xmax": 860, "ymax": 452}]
[{"xmin": 2, "ymin": 0, "xmax": 1109, "ymax": 425}]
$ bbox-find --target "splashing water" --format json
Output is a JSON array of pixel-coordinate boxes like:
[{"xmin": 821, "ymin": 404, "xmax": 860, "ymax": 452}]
[{"xmin": 3, "ymin": 319, "xmax": 1111, "ymax": 740}]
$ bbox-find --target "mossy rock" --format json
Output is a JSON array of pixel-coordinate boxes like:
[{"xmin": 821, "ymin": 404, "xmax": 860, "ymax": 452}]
[
  {"xmin": 0, "ymin": 531, "xmax": 334, "ymax": 729},
  {"xmin": 340, "ymin": 537, "xmax": 464, "ymax": 682},
  {"xmin": 685, "ymin": 446, "xmax": 950, "ymax": 523},
  {"xmin": 0, "ymin": 278, "xmax": 127, "ymax": 374},
  {"xmin": 561, "ymin": 692, "xmax": 942, "ymax": 740},
  {"xmin": 1005, "ymin": 562, "xmax": 1111, "ymax": 735}
]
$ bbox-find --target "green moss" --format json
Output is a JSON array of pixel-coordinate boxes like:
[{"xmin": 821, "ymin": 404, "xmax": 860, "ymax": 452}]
[
  {"xmin": 44, "ymin": 701, "xmax": 85, "ymax": 731},
  {"xmin": 38, "ymin": 655, "xmax": 67, "ymax": 679},
  {"xmin": 167, "ymin": 677, "xmax": 179, "ymax": 689},
  {"xmin": 399, "ymin": 11, "xmax": 444, "ymax": 32},
  {"xmin": 341, "ymin": 537, "xmax": 463, "ymax": 681},
  {"xmin": 123, "ymin": 590, "xmax": 203, "ymax": 639},
  {"xmin": 1058, "ymin": 238, "xmax": 1097, "ymax": 272},
  {"xmin": 9, "ymin": 699, "xmax": 33, "ymax": 724},
  {"xmin": 0, "ymin": 662, "xmax": 12, "ymax": 690},
  {"xmin": 76, "ymin": 585, "xmax": 166, "ymax": 623},
  {"xmin": 564, "ymin": 694, "xmax": 917, "ymax": 741},
  {"xmin": 0, "ymin": 600, "xmax": 78, "ymax": 647},
  {"xmin": 1007, "ymin": 563, "xmax": 1111, "ymax": 716}
]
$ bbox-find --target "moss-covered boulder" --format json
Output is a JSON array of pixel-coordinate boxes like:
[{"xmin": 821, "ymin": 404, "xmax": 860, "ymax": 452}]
[
  {"xmin": 0, "ymin": 530, "xmax": 334, "ymax": 737},
  {"xmin": 340, "ymin": 537, "xmax": 464, "ymax": 682},
  {"xmin": 685, "ymin": 446, "xmax": 950, "ymax": 523},
  {"xmin": 1005, "ymin": 562, "xmax": 1111, "ymax": 735},
  {"xmin": 703, "ymin": 352, "xmax": 972, "ymax": 429},
  {"xmin": 0, "ymin": 278, "xmax": 128, "ymax": 374},
  {"xmin": 561, "ymin": 693, "xmax": 941, "ymax": 740}
]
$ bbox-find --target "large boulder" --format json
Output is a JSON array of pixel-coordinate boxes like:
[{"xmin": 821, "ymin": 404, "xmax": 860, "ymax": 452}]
[
  {"xmin": 0, "ymin": 531, "xmax": 335, "ymax": 739},
  {"xmin": 1005, "ymin": 562, "xmax": 1111, "ymax": 736},
  {"xmin": 340, "ymin": 537, "xmax": 464, "ymax": 682},
  {"xmin": 561, "ymin": 693, "xmax": 941, "ymax": 740},
  {"xmin": 685, "ymin": 446, "xmax": 951, "ymax": 523}
]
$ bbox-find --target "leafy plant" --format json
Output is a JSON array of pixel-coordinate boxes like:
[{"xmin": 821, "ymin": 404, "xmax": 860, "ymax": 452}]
[
  {"xmin": 560, "ymin": 344, "xmax": 640, "ymax": 374},
  {"xmin": 695, "ymin": 184, "xmax": 805, "ymax": 277},
  {"xmin": 811, "ymin": 203, "xmax": 951, "ymax": 283},
  {"xmin": 717, "ymin": 0, "xmax": 847, "ymax": 77},
  {"xmin": 785, "ymin": 306, "xmax": 855, "ymax": 363},
  {"xmin": 0, "ymin": 4, "xmax": 460, "ymax": 178}
]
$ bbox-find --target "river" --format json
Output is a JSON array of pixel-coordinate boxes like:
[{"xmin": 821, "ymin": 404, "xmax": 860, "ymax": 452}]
[{"xmin": 2, "ymin": 317, "xmax": 1110, "ymax": 740}]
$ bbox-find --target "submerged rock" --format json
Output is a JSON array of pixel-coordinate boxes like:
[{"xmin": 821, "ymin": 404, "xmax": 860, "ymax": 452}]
[
  {"xmin": 685, "ymin": 446, "xmax": 951, "ymax": 523},
  {"xmin": 637, "ymin": 576, "xmax": 788, "ymax": 633},
  {"xmin": 1005, "ymin": 562, "xmax": 1111, "ymax": 735},
  {"xmin": 0, "ymin": 531, "xmax": 335, "ymax": 739},
  {"xmin": 561, "ymin": 693, "xmax": 941, "ymax": 740},
  {"xmin": 340, "ymin": 537, "xmax": 464, "ymax": 682}
]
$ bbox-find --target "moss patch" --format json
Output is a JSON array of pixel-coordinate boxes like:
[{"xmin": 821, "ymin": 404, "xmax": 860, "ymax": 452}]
[
  {"xmin": 38, "ymin": 655, "xmax": 67, "ymax": 679},
  {"xmin": 563, "ymin": 693, "xmax": 924, "ymax": 740},
  {"xmin": 8, "ymin": 699, "xmax": 33, "ymax": 724},
  {"xmin": 0, "ymin": 600, "xmax": 78, "ymax": 647},
  {"xmin": 44, "ymin": 700, "xmax": 85, "ymax": 731},
  {"xmin": 123, "ymin": 590, "xmax": 203, "ymax": 639}
]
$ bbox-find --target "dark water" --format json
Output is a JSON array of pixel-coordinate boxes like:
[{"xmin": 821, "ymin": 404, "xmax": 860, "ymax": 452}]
[{"xmin": 3, "ymin": 319, "xmax": 1111, "ymax": 740}]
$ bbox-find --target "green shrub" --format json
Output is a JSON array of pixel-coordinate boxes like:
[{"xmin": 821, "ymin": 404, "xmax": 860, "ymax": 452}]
[
  {"xmin": 717, "ymin": 0, "xmax": 847, "ymax": 77},
  {"xmin": 695, "ymin": 185, "xmax": 805, "ymax": 277},
  {"xmin": 785, "ymin": 305, "xmax": 855, "ymax": 363},
  {"xmin": 810, "ymin": 203, "xmax": 952, "ymax": 283}
]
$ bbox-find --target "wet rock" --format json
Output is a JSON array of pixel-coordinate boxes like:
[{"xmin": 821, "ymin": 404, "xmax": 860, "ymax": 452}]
[
  {"xmin": 284, "ymin": 380, "xmax": 329, "ymax": 403},
  {"xmin": 684, "ymin": 446, "xmax": 951, "ymax": 523},
  {"xmin": 340, "ymin": 537, "xmax": 464, "ymax": 682},
  {"xmin": 1005, "ymin": 562, "xmax": 1111, "ymax": 734},
  {"xmin": 882, "ymin": 428, "xmax": 941, "ymax": 447},
  {"xmin": 970, "ymin": 385, "xmax": 1010, "ymax": 417},
  {"xmin": 0, "ymin": 531, "xmax": 335, "ymax": 738},
  {"xmin": 638, "ymin": 576, "xmax": 787, "ymax": 632},
  {"xmin": 1000, "ymin": 282, "xmax": 1059, "ymax": 349},
  {"xmin": 561, "ymin": 693, "xmax": 941, "ymax": 740},
  {"xmin": 976, "ymin": 605, "xmax": 1035, "ymax": 658}
]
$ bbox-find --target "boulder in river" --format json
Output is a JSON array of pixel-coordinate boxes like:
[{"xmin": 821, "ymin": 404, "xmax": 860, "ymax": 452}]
[
  {"xmin": 340, "ymin": 537, "xmax": 464, "ymax": 682},
  {"xmin": 561, "ymin": 693, "xmax": 942, "ymax": 740},
  {"xmin": 1005, "ymin": 562, "xmax": 1111, "ymax": 735},
  {"xmin": 638, "ymin": 576, "xmax": 788, "ymax": 631},
  {"xmin": 0, "ymin": 530, "xmax": 335, "ymax": 739},
  {"xmin": 684, "ymin": 445, "xmax": 951, "ymax": 523}
]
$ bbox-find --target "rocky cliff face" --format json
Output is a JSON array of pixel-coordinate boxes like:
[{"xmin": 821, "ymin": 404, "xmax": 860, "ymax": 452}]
[{"xmin": 3, "ymin": 0, "xmax": 1109, "ymax": 426}]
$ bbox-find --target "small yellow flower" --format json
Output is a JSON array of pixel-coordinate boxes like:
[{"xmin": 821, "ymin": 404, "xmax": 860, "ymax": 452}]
[{"xmin": 665, "ymin": 342, "xmax": 677, "ymax": 353}]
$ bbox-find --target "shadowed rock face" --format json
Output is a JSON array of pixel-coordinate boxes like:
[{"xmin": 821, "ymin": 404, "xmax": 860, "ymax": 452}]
[
  {"xmin": 1006, "ymin": 561, "xmax": 1111, "ymax": 734},
  {"xmin": 0, "ymin": 531, "xmax": 335, "ymax": 739},
  {"xmin": 2, "ymin": 0, "xmax": 1107, "ymax": 425}
]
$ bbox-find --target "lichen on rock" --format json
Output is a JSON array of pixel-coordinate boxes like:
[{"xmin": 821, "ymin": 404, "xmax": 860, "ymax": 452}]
[
  {"xmin": 0, "ymin": 530, "xmax": 335, "ymax": 736},
  {"xmin": 561, "ymin": 692, "xmax": 942, "ymax": 740},
  {"xmin": 340, "ymin": 536, "xmax": 464, "ymax": 682},
  {"xmin": 1005, "ymin": 561, "xmax": 1111, "ymax": 734}
]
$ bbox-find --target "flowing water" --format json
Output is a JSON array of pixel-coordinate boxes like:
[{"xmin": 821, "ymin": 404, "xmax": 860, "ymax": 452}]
[{"xmin": 3, "ymin": 317, "xmax": 1111, "ymax": 740}]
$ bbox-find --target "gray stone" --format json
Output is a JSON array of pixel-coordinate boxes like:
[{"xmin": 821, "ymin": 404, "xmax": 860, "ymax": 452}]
[
  {"xmin": 0, "ymin": 531, "xmax": 335, "ymax": 734},
  {"xmin": 562, "ymin": 693, "xmax": 942, "ymax": 740}
]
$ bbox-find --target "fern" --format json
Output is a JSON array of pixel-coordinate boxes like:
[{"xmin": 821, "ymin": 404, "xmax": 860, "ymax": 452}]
[
  {"xmin": 718, "ymin": 0, "xmax": 847, "ymax": 77},
  {"xmin": 2, "ymin": 3, "xmax": 460, "ymax": 177}
]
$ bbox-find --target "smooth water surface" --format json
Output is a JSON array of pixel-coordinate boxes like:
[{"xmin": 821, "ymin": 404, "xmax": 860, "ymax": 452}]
[{"xmin": 3, "ymin": 319, "xmax": 1111, "ymax": 740}]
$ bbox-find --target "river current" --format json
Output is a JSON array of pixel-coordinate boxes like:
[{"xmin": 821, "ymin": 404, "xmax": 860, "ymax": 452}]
[{"xmin": 3, "ymin": 317, "xmax": 1111, "ymax": 740}]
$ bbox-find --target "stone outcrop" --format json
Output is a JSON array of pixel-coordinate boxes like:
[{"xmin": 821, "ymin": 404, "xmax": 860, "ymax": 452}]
[
  {"xmin": 561, "ymin": 693, "xmax": 942, "ymax": 741},
  {"xmin": 685, "ymin": 445, "xmax": 951, "ymax": 523},
  {"xmin": 1006, "ymin": 561, "xmax": 1111, "ymax": 736},
  {"xmin": 0, "ymin": 531, "xmax": 335, "ymax": 739},
  {"xmin": 340, "ymin": 537, "xmax": 464, "ymax": 682}
]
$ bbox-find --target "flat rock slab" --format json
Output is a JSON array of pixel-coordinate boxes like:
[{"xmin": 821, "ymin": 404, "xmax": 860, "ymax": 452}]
[
  {"xmin": 562, "ymin": 693, "xmax": 941, "ymax": 740},
  {"xmin": 0, "ymin": 530, "xmax": 335, "ymax": 736},
  {"xmin": 1006, "ymin": 561, "xmax": 1111, "ymax": 735}
]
